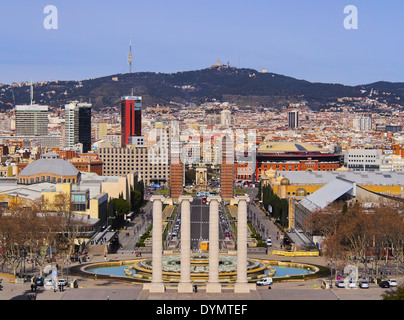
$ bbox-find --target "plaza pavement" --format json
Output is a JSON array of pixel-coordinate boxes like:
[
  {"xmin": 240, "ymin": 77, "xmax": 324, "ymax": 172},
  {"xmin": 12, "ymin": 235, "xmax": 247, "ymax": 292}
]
[{"xmin": 1, "ymin": 252, "xmax": 398, "ymax": 301}]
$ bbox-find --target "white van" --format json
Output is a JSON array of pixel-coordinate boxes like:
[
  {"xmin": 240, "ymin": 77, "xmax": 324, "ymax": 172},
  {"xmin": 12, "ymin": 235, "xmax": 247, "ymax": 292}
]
[
  {"xmin": 266, "ymin": 239, "xmax": 272, "ymax": 247},
  {"xmin": 256, "ymin": 277, "xmax": 273, "ymax": 286}
]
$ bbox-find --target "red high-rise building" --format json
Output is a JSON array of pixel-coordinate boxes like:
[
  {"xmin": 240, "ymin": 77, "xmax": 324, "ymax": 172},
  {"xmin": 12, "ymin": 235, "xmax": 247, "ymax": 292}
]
[{"xmin": 121, "ymin": 96, "xmax": 142, "ymax": 147}]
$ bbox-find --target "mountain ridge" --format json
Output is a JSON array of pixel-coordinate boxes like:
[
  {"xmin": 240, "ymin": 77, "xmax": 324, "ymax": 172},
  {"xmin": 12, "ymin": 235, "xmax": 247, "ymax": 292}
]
[{"xmin": 2, "ymin": 67, "xmax": 403, "ymax": 110}]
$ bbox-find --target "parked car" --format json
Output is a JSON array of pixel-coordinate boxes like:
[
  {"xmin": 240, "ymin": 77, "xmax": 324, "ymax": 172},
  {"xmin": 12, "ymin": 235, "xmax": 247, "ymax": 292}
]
[
  {"xmin": 34, "ymin": 276, "xmax": 44, "ymax": 286},
  {"xmin": 58, "ymin": 279, "xmax": 68, "ymax": 286},
  {"xmin": 388, "ymin": 279, "xmax": 398, "ymax": 287},
  {"xmin": 379, "ymin": 280, "xmax": 390, "ymax": 288},
  {"xmin": 335, "ymin": 280, "xmax": 345, "ymax": 288},
  {"xmin": 359, "ymin": 280, "xmax": 369, "ymax": 289},
  {"xmin": 45, "ymin": 279, "xmax": 53, "ymax": 287},
  {"xmin": 58, "ymin": 279, "xmax": 68, "ymax": 287},
  {"xmin": 256, "ymin": 277, "xmax": 273, "ymax": 286},
  {"xmin": 348, "ymin": 280, "xmax": 357, "ymax": 289}
]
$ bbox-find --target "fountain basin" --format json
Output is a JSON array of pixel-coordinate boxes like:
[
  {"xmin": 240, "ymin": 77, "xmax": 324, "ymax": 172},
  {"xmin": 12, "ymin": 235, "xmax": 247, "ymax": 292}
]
[{"xmin": 84, "ymin": 254, "xmax": 318, "ymax": 283}]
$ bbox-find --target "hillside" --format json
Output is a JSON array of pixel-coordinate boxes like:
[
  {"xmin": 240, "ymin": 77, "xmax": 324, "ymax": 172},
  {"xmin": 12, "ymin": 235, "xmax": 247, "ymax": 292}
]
[{"xmin": 1, "ymin": 67, "xmax": 403, "ymax": 110}]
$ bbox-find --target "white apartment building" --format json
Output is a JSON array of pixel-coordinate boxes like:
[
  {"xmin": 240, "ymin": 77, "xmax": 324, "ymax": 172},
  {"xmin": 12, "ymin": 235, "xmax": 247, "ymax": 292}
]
[
  {"xmin": 220, "ymin": 110, "xmax": 232, "ymax": 127},
  {"xmin": 344, "ymin": 149, "xmax": 382, "ymax": 171},
  {"xmin": 98, "ymin": 145, "xmax": 170, "ymax": 187},
  {"xmin": 353, "ymin": 116, "xmax": 372, "ymax": 131},
  {"xmin": 15, "ymin": 105, "xmax": 49, "ymax": 136}
]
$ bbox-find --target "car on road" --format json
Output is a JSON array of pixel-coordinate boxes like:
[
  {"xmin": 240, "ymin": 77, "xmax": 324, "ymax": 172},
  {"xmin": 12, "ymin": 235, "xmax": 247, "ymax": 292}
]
[
  {"xmin": 34, "ymin": 276, "xmax": 44, "ymax": 286},
  {"xmin": 388, "ymin": 279, "xmax": 398, "ymax": 287},
  {"xmin": 58, "ymin": 279, "xmax": 68, "ymax": 286},
  {"xmin": 266, "ymin": 239, "xmax": 272, "ymax": 247},
  {"xmin": 359, "ymin": 280, "xmax": 369, "ymax": 289},
  {"xmin": 379, "ymin": 280, "xmax": 390, "ymax": 288},
  {"xmin": 45, "ymin": 279, "xmax": 54, "ymax": 286},
  {"xmin": 256, "ymin": 277, "xmax": 273, "ymax": 286},
  {"xmin": 335, "ymin": 280, "xmax": 345, "ymax": 288}
]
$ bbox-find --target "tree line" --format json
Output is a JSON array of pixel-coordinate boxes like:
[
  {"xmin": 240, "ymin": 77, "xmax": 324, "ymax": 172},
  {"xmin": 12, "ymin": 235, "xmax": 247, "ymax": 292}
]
[
  {"xmin": 303, "ymin": 200, "xmax": 404, "ymax": 273},
  {"xmin": 0, "ymin": 197, "xmax": 87, "ymax": 278},
  {"xmin": 257, "ymin": 181, "xmax": 289, "ymax": 228},
  {"xmin": 0, "ymin": 179, "xmax": 147, "ymax": 278}
]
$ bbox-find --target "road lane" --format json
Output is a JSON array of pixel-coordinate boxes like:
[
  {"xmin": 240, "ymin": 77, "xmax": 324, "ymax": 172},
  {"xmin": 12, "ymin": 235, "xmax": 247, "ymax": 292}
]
[{"xmin": 190, "ymin": 198, "xmax": 226, "ymax": 251}]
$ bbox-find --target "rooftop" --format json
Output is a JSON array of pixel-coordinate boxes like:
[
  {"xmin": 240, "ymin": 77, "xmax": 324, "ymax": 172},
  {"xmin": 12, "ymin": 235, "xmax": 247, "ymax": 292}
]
[
  {"xmin": 258, "ymin": 141, "xmax": 325, "ymax": 153},
  {"xmin": 19, "ymin": 157, "xmax": 79, "ymax": 177},
  {"xmin": 299, "ymin": 177, "xmax": 355, "ymax": 211},
  {"xmin": 276, "ymin": 170, "xmax": 404, "ymax": 186}
]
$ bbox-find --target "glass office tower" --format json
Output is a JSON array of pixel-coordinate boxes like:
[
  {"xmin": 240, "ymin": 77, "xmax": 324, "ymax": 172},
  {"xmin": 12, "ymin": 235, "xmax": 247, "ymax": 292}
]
[{"xmin": 65, "ymin": 101, "xmax": 92, "ymax": 153}]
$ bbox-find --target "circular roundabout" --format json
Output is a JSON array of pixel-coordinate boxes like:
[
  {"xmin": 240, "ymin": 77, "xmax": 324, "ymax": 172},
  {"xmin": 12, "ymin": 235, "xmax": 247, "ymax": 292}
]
[{"xmin": 80, "ymin": 254, "xmax": 319, "ymax": 283}]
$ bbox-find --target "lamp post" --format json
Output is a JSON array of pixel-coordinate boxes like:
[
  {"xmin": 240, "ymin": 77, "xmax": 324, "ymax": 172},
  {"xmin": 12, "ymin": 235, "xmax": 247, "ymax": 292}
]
[
  {"xmin": 63, "ymin": 256, "xmax": 71, "ymax": 285},
  {"xmin": 328, "ymin": 258, "xmax": 336, "ymax": 288}
]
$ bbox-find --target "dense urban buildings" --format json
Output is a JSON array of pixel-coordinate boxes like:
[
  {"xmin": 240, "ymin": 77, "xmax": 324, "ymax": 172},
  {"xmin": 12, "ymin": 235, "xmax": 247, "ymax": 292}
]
[{"xmin": 1, "ymin": 68, "xmax": 404, "ymax": 296}]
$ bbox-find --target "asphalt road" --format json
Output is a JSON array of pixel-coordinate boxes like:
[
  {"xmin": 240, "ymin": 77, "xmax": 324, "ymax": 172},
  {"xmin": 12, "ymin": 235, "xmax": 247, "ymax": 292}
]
[{"xmin": 189, "ymin": 198, "xmax": 226, "ymax": 251}]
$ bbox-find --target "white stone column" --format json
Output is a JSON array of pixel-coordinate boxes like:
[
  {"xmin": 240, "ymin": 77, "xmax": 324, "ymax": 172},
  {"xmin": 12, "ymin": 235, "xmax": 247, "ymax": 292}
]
[
  {"xmin": 148, "ymin": 195, "xmax": 165, "ymax": 293},
  {"xmin": 206, "ymin": 196, "xmax": 222, "ymax": 293},
  {"xmin": 234, "ymin": 195, "xmax": 254, "ymax": 293},
  {"xmin": 178, "ymin": 195, "xmax": 193, "ymax": 293}
]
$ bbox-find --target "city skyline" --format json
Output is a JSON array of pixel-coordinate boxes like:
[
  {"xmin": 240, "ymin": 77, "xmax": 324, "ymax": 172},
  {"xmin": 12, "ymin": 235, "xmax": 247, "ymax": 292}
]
[{"xmin": 1, "ymin": 1, "xmax": 403, "ymax": 85}]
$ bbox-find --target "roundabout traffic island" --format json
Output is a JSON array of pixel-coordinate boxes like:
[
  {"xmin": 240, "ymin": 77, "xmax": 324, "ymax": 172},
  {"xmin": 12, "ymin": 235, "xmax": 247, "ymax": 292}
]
[{"xmin": 74, "ymin": 254, "xmax": 320, "ymax": 285}]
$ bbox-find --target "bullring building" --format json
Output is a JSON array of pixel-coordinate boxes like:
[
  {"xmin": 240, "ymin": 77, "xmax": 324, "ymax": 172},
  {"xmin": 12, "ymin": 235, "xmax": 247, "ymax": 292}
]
[{"xmin": 250, "ymin": 141, "xmax": 343, "ymax": 182}]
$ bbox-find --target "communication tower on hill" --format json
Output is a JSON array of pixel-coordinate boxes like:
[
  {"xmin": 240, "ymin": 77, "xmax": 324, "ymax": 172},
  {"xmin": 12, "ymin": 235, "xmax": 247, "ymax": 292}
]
[{"xmin": 128, "ymin": 38, "xmax": 133, "ymax": 73}]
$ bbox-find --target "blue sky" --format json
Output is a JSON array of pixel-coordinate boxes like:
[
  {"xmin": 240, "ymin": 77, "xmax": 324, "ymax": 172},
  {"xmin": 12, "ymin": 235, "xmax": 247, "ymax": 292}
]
[{"xmin": 0, "ymin": 0, "xmax": 403, "ymax": 85}]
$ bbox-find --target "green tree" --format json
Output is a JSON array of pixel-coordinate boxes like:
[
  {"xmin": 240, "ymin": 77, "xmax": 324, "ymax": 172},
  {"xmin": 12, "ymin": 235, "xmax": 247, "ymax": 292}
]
[
  {"xmin": 109, "ymin": 198, "xmax": 131, "ymax": 229},
  {"xmin": 130, "ymin": 189, "xmax": 143, "ymax": 212},
  {"xmin": 113, "ymin": 198, "xmax": 131, "ymax": 217},
  {"xmin": 185, "ymin": 169, "xmax": 196, "ymax": 185},
  {"xmin": 382, "ymin": 285, "xmax": 404, "ymax": 300}
]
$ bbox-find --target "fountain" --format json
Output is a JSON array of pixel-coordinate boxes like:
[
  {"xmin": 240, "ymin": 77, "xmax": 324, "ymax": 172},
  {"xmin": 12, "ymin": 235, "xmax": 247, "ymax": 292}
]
[{"xmin": 84, "ymin": 253, "xmax": 318, "ymax": 283}]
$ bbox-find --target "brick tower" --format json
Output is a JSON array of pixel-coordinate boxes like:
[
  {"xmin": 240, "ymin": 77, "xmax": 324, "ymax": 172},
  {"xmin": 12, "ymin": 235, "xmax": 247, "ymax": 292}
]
[{"xmin": 220, "ymin": 134, "xmax": 234, "ymax": 201}]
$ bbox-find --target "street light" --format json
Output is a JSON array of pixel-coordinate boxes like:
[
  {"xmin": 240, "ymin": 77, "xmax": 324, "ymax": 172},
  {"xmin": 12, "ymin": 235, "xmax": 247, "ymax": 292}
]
[
  {"xmin": 63, "ymin": 256, "xmax": 71, "ymax": 285},
  {"xmin": 328, "ymin": 258, "xmax": 336, "ymax": 288}
]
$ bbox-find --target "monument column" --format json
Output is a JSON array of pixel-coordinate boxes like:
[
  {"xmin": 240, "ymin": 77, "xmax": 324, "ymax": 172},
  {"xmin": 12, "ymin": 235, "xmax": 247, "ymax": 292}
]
[
  {"xmin": 234, "ymin": 195, "xmax": 254, "ymax": 293},
  {"xmin": 206, "ymin": 196, "xmax": 222, "ymax": 293},
  {"xmin": 149, "ymin": 195, "xmax": 165, "ymax": 293},
  {"xmin": 178, "ymin": 195, "xmax": 193, "ymax": 293}
]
